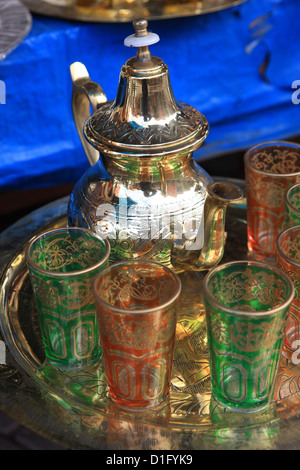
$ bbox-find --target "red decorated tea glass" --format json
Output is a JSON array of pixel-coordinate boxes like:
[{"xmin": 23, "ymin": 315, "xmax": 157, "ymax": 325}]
[
  {"xmin": 245, "ymin": 142, "xmax": 300, "ymax": 261},
  {"xmin": 276, "ymin": 225, "xmax": 300, "ymax": 359},
  {"xmin": 93, "ymin": 260, "xmax": 181, "ymax": 409}
]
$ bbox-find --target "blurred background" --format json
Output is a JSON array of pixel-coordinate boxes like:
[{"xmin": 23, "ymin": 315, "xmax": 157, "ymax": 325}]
[{"xmin": 0, "ymin": 0, "xmax": 299, "ymax": 449}]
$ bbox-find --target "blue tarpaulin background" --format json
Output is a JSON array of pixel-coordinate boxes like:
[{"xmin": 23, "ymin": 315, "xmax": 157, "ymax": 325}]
[{"xmin": 0, "ymin": 0, "xmax": 300, "ymax": 191}]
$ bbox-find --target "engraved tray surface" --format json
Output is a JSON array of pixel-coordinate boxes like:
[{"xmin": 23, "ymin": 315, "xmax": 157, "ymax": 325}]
[
  {"xmin": 21, "ymin": 0, "xmax": 246, "ymax": 23},
  {"xmin": 1, "ymin": 180, "xmax": 300, "ymax": 450}
]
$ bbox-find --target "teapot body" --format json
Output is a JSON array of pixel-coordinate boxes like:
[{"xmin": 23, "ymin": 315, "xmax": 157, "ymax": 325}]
[{"xmin": 67, "ymin": 153, "xmax": 212, "ymax": 271}]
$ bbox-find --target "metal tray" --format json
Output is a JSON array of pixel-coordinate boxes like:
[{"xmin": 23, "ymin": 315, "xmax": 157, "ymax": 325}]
[
  {"xmin": 21, "ymin": 0, "xmax": 246, "ymax": 22},
  {"xmin": 1, "ymin": 180, "xmax": 300, "ymax": 450}
]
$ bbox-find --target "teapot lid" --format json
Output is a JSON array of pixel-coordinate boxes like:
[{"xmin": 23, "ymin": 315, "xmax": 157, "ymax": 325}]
[{"xmin": 84, "ymin": 19, "xmax": 209, "ymax": 159}]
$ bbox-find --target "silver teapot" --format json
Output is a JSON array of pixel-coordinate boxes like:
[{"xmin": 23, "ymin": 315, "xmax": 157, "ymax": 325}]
[{"xmin": 68, "ymin": 19, "xmax": 243, "ymax": 272}]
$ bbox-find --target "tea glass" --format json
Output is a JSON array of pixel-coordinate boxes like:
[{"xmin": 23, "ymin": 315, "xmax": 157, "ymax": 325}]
[
  {"xmin": 276, "ymin": 225, "xmax": 300, "ymax": 359},
  {"xmin": 244, "ymin": 141, "xmax": 300, "ymax": 261},
  {"xmin": 285, "ymin": 183, "xmax": 300, "ymax": 228},
  {"xmin": 26, "ymin": 227, "xmax": 110, "ymax": 370},
  {"xmin": 204, "ymin": 260, "xmax": 294, "ymax": 412},
  {"xmin": 93, "ymin": 260, "xmax": 181, "ymax": 409}
]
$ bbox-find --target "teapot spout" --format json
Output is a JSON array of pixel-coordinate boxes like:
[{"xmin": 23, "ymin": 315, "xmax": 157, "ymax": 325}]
[
  {"xmin": 70, "ymin": 62, "xmax": 107, "ymax": 166},
  {"xmin": 171, "ymin": 181, "xmax": 244, "ymax": 271}
]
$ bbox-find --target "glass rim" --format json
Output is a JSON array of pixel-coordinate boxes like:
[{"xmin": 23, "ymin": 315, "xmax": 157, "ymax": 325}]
[
  {"xmin": 92, "ymin": 260, "xmax": 182, "ymax": 315},
  {"xmin": 25, "ymin": 226, "xmax": 111, "ymax": 277},
  {"xmin": 285, "ymin": 183, "xmax": 300, "ymax": 216},
  {"xmin": 244, "ymin": 140, "xmax": 300, "ymax": 178},
  {"xmin": 203, "ymin": 260, "xmax": 295, "ymax": 317},
  {"xmin": 276, "ymin": 225, "xmax": 300, "ymax": 269}
]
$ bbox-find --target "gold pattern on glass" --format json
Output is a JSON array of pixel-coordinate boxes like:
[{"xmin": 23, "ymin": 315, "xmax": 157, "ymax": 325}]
[
  {"xmin": 249, "ymin": 148, "xmax": 300, "ymax": 174},
  {"xmin": 210, "ymin": 268, "xmax": 289, "ymax": 309},
  {"xmin": 32, "ymin": 235, "xmax": 103, "ymax": 271}
]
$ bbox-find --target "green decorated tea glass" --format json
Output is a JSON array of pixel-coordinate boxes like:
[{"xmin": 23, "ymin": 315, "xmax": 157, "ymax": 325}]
[
  {"xmin": 26, "ymin": 227, "xmax": 110, "ymax": 370},
  {"xmin": 285, "ymin": 183, "xmax": 300, "ymax": 228},
  {"xmin": 204, "ymin": 261, "xmax": 294, "ymax": 412}
]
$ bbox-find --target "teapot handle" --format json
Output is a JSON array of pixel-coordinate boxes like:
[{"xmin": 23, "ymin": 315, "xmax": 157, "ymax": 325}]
[
  {"xmin": 171, "ymin": 182, "xmax": 244, "ymax": 271},
  {"xmin": 70, "ymin": 62, "xmax": 107, "ymax": 166}
]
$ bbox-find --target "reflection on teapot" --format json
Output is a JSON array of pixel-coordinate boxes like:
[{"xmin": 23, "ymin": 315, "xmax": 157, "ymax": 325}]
[{"xmin": 68, "ymin": 19, "xmax": 243, "ymax": 272}]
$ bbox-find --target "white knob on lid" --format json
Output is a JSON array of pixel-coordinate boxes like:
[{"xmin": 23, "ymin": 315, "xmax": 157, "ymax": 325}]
[
  {"xmin": 124, "ymin": 18, "xmax": 160, "ymax": 48},
  {"xmin": 124, "ymin": 32, "xmax": 160, "ymax": 48}
]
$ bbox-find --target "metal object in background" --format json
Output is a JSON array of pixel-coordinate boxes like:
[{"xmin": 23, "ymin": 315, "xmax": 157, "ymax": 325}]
[
  {"xmin": 21, "ymin": 0, "xmax": 246, "ymax": 22},
  {"xmin": 0, "ymin": 1, "xmax": 32, "ymax": 61}
]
